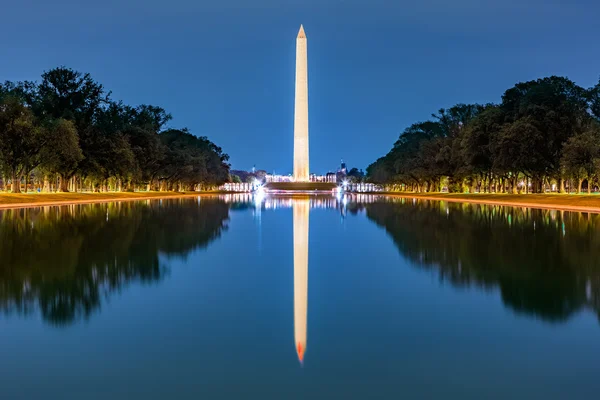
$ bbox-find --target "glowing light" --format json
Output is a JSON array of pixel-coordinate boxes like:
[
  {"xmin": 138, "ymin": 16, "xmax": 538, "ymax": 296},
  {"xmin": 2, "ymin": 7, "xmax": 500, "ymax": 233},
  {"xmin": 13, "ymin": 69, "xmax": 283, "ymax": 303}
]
[
  {"xmin": 335, "ymin": 189, "xmax": 342, "ymax": 202},
  {"xmin": 253, "ymin": 186, "xmax": 265, "ymax": 207}
]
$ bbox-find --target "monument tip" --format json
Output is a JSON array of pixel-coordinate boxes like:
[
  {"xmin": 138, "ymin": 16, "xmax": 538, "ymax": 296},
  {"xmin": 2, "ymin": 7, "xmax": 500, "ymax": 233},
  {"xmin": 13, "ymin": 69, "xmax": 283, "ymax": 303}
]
[
  {"xmin": 297, "ymin": 342, "xmax": 305, "ymax": 363},
  {"xmin": 297, "ymin": 24, "xmax": 306, "ymax": 39}
]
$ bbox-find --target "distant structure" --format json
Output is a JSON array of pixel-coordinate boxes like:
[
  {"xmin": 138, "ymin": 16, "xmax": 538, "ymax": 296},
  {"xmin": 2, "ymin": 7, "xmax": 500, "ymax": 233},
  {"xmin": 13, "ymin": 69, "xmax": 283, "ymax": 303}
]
[
  {"xmin": 266, "ymin": 173, "xmax": 335, "ymax": 183},
  {"xmin": 337, "ymin": 159, "xmax": 347, "ymax": 182},
  {"xmin": 340, "ymin": 159, "xmax": 347, "ymax": 175},
  {"xmin": 266, "ymin": 173, "xmax": 294, "ymax": 183},
  {"xmin": 293, "ymin": 25, "xmax": 310, "ymax": 182}
]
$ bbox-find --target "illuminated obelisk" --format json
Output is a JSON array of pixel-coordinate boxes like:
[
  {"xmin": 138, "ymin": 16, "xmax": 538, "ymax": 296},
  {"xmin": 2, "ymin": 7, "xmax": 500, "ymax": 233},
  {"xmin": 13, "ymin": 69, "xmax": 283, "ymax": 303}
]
[
  {"xmin": 293, "ymin": 198, "xmax": 309, "ymax": 363},
  {"xmin": 293, "ymin": 25, "xmax": 309, "ymax": 182}
]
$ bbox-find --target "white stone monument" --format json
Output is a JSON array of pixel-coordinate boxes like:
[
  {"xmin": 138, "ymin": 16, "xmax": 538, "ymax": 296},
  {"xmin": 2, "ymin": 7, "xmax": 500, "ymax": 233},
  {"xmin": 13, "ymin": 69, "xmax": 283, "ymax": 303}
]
[{"xmin": 293, "ymin": 25, "xmax": 309, "ymax": 182}]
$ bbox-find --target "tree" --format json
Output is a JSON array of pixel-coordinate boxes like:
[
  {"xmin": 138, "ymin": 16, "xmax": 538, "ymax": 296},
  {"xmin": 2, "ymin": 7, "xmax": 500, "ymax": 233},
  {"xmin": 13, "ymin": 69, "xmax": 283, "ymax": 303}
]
[
  {"xmin": 0, "ymin": 97, "xmax": 48, "ymax": 192},
  {"xmin": 366, "ymin": 156, "xmax": 394, "ymax": 184},
  {"xmin": 500, "ymin": 76, "xmax": 590, "ymax": 191},
  {"xmin": 432, "ymin": 103, "xmax": 484, "ymax": 138},
  {"xmin": 126, "ymin": 126, "xmax": 166, "ymax": 189},
  {"xmin": 33, "ymin": 67, "xmax": 109, "ymax": 131},
  {"xmin": 459, "ymin": 106, "xmax": 503, "ymax": 191},
  {"xmin": 158, "ymin": 129, "xmax": 229, "ymax": 191},
  {"xmin": 118, "ymin": 104, "xmax": 171, "ymax": 189},
  {"xmin": 561, "ymin": 126, "xmax": 600, "ymax": 194},
  {"xmin": 40, "ymin": 119, "xmax": 84, "ymax": 192},
  {"xmin": 346, "ymin": 167, "xmax": 365, "ymax": 182},
  {"xmin": 589, "ymin": 78, "xmax": 600, "ymax": 120},
  {"xmin": 33, "ymin": 67, "xmax": 112, "ymax": 185},
  {"xmin": 491, "ymin": 117, "xmax": 547, "ymax": 193}
]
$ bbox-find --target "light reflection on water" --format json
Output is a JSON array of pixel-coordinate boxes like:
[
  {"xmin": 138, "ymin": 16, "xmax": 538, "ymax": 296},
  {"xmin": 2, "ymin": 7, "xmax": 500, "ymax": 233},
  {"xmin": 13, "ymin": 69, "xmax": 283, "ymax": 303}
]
[{"xmin": 0, "ymin": 194, "xmax": 599, "ymax": 398}]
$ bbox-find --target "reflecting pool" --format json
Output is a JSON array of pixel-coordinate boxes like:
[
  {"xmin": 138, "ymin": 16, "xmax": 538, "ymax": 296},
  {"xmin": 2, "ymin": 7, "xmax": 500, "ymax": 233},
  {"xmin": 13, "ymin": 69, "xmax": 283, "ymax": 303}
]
[{"xmin": 0, "ymin": 194, "xmax": 599, "ymax": 399}]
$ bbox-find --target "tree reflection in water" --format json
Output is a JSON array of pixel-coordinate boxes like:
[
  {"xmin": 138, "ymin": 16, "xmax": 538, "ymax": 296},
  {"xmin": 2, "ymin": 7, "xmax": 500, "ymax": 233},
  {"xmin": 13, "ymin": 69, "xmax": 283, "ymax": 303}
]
[
  {"xmin": 365, "ymin": 198, "xmax": 600, "ymax": 324},
  {"xmin": 0, "ymin": 198, "xmax": 229, "ymax": 326},
  {"xmin": 3, "ymin": 194, "xmax": 598, "ymax": 328}
]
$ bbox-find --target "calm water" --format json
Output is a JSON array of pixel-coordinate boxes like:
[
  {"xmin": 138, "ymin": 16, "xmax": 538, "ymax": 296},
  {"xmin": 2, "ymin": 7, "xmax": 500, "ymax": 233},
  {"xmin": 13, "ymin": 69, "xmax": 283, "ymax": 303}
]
[{"xmin": 1, "ymin": 194, "xmax": 599, "ymax": 399}]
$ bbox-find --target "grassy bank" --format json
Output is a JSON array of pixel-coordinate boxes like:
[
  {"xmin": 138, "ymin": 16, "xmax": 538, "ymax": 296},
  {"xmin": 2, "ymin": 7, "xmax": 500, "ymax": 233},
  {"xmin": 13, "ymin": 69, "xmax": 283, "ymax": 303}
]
[
  {"xmin": 380, "ymin": 192, "xmax": 600, "ymax": 213},
  {"xmin": 0, "ymin": 191, "xmax": 221, "ymax": 209}
]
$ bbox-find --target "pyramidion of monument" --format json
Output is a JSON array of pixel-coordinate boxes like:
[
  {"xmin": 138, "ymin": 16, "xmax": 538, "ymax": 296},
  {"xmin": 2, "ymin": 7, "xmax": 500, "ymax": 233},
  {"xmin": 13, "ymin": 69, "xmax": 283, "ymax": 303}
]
[{"xmin": 297, "ymin": 24, "xmax": 306, "ymax": 38}]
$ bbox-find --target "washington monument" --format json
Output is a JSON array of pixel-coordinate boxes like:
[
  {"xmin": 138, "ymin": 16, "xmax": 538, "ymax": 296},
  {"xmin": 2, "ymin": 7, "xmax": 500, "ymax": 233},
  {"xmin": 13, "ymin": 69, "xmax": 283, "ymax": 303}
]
[{"xmin": 293, "ymin": 25, "xmax": 309, "ymax": 181}]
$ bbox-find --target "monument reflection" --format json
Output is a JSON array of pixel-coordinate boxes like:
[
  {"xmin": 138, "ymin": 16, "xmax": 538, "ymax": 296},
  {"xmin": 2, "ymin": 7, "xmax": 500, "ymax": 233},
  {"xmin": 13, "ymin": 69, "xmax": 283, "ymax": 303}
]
[
  {"xmin": 252, "ymin": 194, "xmax": 351, "ymax": 365},
  {"xmin": 293, "ymin": 198, "xmax": 309, "ymax": 364}
]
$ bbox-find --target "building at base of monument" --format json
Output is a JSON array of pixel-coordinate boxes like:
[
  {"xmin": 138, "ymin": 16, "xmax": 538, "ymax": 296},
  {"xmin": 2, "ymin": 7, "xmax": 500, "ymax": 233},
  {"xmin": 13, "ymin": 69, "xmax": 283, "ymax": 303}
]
[
  {"xmin": 263, "ymin": 182, "xmax": 337, "ymax": 192},
  {"xmin": 265, "ymin": 173, "xmax": 336, "ymax": 184}
]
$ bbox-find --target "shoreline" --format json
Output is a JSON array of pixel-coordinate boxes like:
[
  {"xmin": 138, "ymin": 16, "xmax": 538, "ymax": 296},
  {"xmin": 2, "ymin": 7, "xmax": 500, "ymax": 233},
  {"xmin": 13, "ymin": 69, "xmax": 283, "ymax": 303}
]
[
  {"xmin": 3, "ymin": 190, "xmax": 600, "ymax": 214},
  {"xmin": 0, "ymin": 192, "xmax": 222, "ymax": 210},
  {"xmin": 375, "ymin": 192, "xmax": 600, "ymax": 214}
]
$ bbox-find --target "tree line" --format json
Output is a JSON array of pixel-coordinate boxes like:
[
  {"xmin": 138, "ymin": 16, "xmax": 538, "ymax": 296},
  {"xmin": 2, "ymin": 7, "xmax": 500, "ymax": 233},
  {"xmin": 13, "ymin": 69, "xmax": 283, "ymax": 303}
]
[
  {"xmin": 0, "ymin": 67, "xmax": 230, "ymax": 193},
  {"xmin": 367, "ymin": 76, "xmax": 600, "ymax": 194}
]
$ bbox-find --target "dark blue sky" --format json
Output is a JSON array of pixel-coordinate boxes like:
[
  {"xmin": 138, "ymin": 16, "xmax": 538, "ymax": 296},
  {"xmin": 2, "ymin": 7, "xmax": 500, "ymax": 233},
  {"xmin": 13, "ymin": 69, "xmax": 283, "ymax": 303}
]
[{"xmin": 2, "ymin": 0, "xmax": 599, "ymax": 173}]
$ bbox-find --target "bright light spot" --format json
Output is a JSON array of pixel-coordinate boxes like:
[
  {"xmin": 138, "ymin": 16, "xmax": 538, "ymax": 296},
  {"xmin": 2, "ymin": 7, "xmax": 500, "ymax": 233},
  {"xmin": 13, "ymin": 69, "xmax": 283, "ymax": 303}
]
[{"xmin": 253, "ymin": 185, "xmax": 265, "ymax": 206}]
